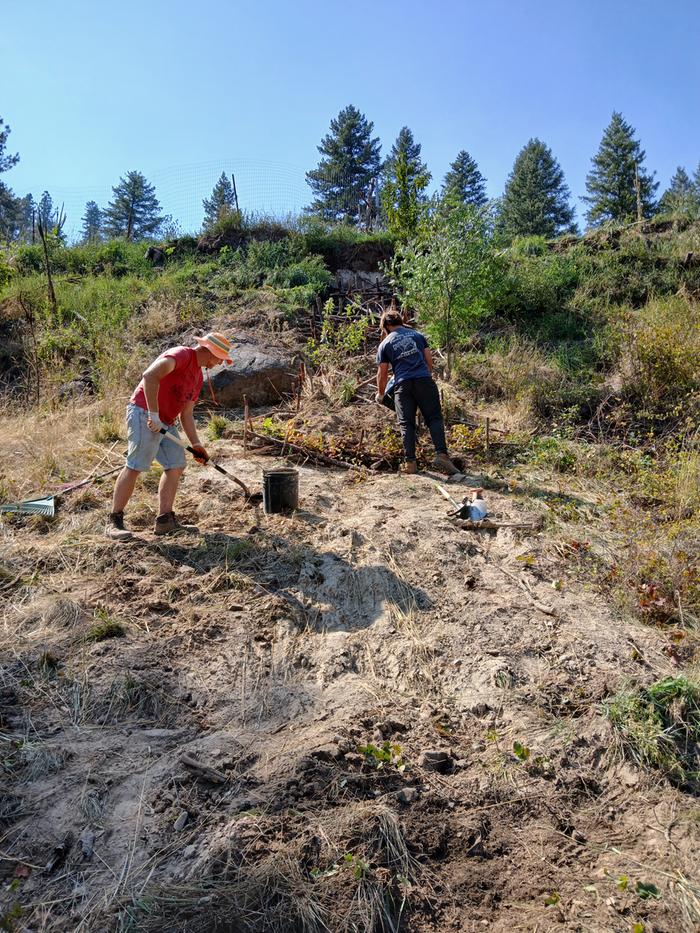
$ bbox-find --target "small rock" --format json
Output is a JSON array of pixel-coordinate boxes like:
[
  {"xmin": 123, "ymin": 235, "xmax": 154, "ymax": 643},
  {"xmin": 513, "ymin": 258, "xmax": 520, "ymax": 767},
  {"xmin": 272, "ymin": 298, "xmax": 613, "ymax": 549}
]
[
  {"xmin": 446, "ymin": 473, "xmax": 466, "ymax": 484},
  {"xmin": 79, "ymin": 829, "xmax": 95, "ymax": 861},
  {"xmin": 311, "ymin": 743, "xmax": 342, "ymax": 762},
  {"xmin": 173, "ymin": 810, "xmax": 189, "ymax": 832},
  {"xmin": 183, "ymin": 844, "xmax": 196, "ymax": 859},
  {"xmin": 419, "ymin": 749, "xmax": 453, "ymax": 773},
  {"xmin": 396, "ymin": 787, "xmax": 419, "ymax": 805}
]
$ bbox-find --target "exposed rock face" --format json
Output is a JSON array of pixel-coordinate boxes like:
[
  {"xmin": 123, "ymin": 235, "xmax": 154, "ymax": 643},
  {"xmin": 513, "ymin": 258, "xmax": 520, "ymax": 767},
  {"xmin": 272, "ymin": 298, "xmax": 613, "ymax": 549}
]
[{"xmin": 203, "ymin": 341, "xmax": 298, "ymax": 407}]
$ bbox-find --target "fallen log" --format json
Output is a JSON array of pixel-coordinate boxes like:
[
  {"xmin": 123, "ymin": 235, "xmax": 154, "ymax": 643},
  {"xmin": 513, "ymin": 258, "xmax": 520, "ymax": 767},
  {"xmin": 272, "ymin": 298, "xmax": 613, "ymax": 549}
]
[{"xmin": 246, "ymin": 429, "xmax": 368, "ymax": 471}]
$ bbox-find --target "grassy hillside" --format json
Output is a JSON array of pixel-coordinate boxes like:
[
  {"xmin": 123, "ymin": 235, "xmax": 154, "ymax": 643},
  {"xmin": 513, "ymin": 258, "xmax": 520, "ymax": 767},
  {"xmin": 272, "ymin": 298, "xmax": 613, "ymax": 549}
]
[{"xmin": 1, "ymin": 217, "xmax": 700, "ymax": 931}]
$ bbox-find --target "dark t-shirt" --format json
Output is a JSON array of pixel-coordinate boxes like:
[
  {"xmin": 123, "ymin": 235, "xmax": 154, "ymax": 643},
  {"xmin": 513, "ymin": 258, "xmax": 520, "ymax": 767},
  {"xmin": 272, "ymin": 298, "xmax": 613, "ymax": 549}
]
[{"xmin": 376, "ymin": 327, "xmax": 430, "ymax": 386}]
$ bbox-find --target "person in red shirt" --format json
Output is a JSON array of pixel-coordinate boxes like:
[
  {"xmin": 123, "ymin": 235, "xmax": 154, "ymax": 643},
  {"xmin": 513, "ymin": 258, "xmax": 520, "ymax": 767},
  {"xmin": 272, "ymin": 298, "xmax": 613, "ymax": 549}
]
[{"xmin": 106, "ymin": 332, "xmax": 233, "ymax": 541}]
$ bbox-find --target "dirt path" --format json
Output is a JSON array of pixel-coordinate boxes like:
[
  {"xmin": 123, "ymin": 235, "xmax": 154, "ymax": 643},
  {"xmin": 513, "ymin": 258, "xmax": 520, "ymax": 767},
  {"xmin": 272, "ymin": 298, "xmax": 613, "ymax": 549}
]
[{"xmin": 1, "ymin": 441, "xmax": 698, "ymax": 931}]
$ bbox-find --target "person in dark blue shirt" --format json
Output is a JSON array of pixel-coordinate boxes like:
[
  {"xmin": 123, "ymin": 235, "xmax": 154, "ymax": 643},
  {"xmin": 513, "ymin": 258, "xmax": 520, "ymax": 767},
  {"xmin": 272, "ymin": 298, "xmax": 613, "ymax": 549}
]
[{"xmin": 375, "ymin": 309, "xmax": 459, "ymax": 475}]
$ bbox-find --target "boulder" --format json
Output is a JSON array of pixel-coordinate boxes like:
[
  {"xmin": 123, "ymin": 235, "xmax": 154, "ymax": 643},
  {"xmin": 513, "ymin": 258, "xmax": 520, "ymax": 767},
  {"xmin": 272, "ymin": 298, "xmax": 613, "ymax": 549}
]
[{"xmin": 203, "ymin": 341, "xmax": 298, "ymax": 407}]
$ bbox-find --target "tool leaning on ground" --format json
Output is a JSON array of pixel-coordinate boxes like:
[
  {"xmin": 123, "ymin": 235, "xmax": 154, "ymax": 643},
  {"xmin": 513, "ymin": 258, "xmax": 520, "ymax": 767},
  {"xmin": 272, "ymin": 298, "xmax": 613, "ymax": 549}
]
[{"xmin": 157, "ymin": 427, "xmax": 252, "ymax": 498}]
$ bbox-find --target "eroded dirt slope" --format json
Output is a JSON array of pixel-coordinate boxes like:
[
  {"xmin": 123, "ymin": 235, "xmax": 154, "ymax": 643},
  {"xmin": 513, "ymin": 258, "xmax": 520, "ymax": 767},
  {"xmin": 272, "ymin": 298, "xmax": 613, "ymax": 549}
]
[{"xmin": 1, "ymin": 431, "xmax": 699, "ymax": 932}]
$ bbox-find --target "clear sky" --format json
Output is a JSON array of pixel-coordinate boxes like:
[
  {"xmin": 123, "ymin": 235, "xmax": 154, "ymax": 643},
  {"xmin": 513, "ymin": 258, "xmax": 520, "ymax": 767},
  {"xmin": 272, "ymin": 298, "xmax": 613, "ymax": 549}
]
[{"xmin": 2, "ymin": 0, "xmax": 699, "ymax": 236}]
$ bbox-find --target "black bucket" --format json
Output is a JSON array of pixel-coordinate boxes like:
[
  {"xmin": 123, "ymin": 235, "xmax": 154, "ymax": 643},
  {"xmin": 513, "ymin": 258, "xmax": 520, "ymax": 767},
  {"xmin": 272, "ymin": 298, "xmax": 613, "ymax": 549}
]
[{"xmin": 262, "ymin": 467, "xmax": 299, "ymax": 514}]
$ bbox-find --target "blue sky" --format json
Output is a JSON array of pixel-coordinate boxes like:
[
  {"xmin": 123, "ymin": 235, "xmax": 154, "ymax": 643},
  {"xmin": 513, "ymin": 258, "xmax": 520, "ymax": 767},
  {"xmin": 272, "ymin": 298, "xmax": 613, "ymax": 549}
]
[{"xmin": 2, "ymin": 0, "xmax": 699, "ymax": 236}]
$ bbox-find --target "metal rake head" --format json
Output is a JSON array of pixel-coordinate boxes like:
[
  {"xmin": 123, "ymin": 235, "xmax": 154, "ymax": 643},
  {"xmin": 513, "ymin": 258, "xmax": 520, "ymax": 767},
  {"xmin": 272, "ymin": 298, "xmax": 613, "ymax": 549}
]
[{"xmin": 0, "ymin": 496, "xmax": 56, "ymax": 518}]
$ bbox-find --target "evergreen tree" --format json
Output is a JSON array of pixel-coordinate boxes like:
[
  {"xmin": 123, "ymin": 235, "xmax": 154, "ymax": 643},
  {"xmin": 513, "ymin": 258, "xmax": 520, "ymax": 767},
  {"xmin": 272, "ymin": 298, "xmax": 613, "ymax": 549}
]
[
  {"xmin": 583, "ymin": 112, "xmax": 658, "ymax": 225},
  {"xmin": 14, "ymin": 194, "xmax": 36, "ymax": 243},
  {"xmin": 81, "ymin": 200, "xmax": 103, "ymax": 242},
  {"xmin": 202, "ymin": 172, "xmax": 237, "ymax": 229},
  {"xmin": 103, "ymin": 171, "xmax": 164, "ymax": 240},
  {"xmin": 381, "ymin": 147, "xmax": 430, "ymax": 240},
  {"xmin": 382, "ymin": 126, "xmax": 431, "ymax": 189},
  {"xmin": 0, "ymin": 184, "xmax": 20, "ymax": 244},
  {"xmin": 0, "ymin": 116, "xmax": 19, "ymax": 175},
  {"xmin": 498, "ymin": 138, "xmax": 574, "ymax": 240},
  {"xmin": 37, "ymin": 191, "xmax": 55, "ymax": 231},
  {"xmin": 693, "ymin": 161, "xmax": 700, "ymax": 200},
  {"xmin": 306, "ymin": 105, "xmax": 381, "ymax": 224},
  {"xmin": 658, "ymin": 167, "xmax": 699, "ymax": 217},
  {"xmin": 0, "ymin": 117, "xmax": 21, "ymax": 244},
  {"xmin": 442, "ymin": 150, "xmax": 487, "ymax": 208}
]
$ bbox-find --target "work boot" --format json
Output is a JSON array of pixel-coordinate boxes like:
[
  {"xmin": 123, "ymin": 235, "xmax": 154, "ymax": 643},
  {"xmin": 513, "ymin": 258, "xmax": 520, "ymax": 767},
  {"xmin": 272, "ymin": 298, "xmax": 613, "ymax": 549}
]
[
  {"xmin": 106, "ymin": 511, "xmax": 132, "ymax": 542},
  {"xmin": 403, "ymin": 460, "xmax": 418, "ymax": 475},
  {"xmin": 433, "ymin": 452, "xmax": 460, "ymax": 476},
  {"xmin": 154, "ymin": 511, "xmax": 199, "ymax": 536}
]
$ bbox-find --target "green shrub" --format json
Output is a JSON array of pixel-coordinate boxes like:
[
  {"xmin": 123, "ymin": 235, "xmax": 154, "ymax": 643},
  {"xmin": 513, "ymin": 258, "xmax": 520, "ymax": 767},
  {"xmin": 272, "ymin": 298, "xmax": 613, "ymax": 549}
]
[
  {"xmin": 603, "ymin": 676, "xmax": 700, "ymax": 786},
  {"xmin": 624, "ymin": 296, "xmax": 700, "ymax": 408}
]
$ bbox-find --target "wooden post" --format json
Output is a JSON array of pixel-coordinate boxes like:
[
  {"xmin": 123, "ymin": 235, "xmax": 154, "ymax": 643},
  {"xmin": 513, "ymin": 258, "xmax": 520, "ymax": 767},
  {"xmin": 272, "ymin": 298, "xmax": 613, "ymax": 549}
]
[
  {"xmin": 243, "ymin": 395, "xmax": 249, "ymax": 451},
  {"xmin": 485, "ymin": 417, "xmax": 491, "ymax": 457}
]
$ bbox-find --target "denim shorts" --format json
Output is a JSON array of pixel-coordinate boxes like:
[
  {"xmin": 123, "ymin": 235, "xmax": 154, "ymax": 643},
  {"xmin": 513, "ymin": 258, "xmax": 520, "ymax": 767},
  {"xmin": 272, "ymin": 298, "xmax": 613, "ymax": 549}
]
[{"xmin": 125, "ymin": 403, "xmax": 187, "ymax": 472}]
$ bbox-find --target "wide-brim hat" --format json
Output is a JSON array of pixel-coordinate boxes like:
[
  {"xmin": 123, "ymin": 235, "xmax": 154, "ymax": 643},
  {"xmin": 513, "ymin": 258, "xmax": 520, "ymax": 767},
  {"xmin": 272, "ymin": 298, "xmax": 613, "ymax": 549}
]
[{"xmin": 195, "ymin": 331, "xmax": 233, "ymax": 364}]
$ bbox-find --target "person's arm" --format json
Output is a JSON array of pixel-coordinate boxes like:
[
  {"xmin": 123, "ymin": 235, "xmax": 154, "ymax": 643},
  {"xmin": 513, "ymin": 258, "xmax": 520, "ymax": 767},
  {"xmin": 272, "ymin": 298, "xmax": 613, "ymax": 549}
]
[
  {"xmin": 376, "ymin": 362, "xmax": 390, "ymax": 399},
  {"xmin": 423, "ymin": 348, "xmax": 434, "ymax": 374},
  {"xmin": 142, "ymin": 356, "xmax": 176, "ymax": 431},
  {"xmin": 180, "ymin": 402, "xmax": 208, "ymax": 463}
]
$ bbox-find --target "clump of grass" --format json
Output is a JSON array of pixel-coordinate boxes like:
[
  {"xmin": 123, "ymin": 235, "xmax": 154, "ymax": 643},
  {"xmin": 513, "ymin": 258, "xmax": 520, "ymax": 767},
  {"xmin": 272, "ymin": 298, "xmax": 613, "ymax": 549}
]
[
  {"xmin": 85, "ymin": 609, "xmax": 126, "ymax": 643},
  {"xmin": 103, "ymin": 674, "xmax": 182, "ymax": 726},
  {"xmin": 603, "ymin": 675, "xmax": 700, "ymax": 787},
  {"xmin": 91, "ymin": 410, "xmax": 122, "ymax": 444},
  {"xmin": 207, "ymin": 414, "xmax": 231, "ymax": 440}
]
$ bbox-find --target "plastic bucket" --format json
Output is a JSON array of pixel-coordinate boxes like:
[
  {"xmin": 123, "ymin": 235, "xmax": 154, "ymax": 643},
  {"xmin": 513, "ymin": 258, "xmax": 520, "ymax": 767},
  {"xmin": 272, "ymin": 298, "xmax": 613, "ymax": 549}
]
[{"xmin": 262, "ymin": 468, "xmax": 299, "ymax": 514}]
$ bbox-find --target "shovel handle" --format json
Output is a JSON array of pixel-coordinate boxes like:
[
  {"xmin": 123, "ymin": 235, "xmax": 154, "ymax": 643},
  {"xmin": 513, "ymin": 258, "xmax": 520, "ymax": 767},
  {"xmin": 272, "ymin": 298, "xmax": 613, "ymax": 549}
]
[
  {"xmin": 158, "ymin": 428, "xmax": 250, "ymax": 497},
  {"xmin": 158, "ymin": 427, "xmax": 208, "ymax": 461}
]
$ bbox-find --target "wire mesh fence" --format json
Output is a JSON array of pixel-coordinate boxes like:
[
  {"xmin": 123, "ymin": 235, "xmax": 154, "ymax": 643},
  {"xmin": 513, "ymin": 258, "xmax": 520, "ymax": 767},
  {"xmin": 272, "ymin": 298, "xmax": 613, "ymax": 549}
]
[{"xmin": 19, "ymin": 158, "xmax": 384, "ymax": 242}]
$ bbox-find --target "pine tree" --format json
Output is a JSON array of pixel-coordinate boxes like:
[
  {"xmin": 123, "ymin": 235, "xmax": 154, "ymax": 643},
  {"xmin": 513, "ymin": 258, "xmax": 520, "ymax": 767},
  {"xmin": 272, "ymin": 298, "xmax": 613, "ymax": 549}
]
[
  {"xmin": 382, "ymin": 127, "xmax": 430, "ymax": 188},
  {"xmin": 583, "ymin": 112, "xmax": 658, "ymax": 226},
  {"xmin": 37, "ymin": 191, "xmax": 55, "ymax": 231},
  {"xmin": 498, "ymin": 139, "xmax": 574, "ymax": 240},
  {"xmin": 103, "ymin": 171, "xmax": 164, "ymax": 241},
  {"xmin": 693, "ymin": 161, "xmax": 700, "ymax": 200},
  {"xmin": 381, "ymin": 147, "xmax": 430, "ymax": 240},
  {"xmin": 381, "ymin": 127, "xmax": 431, "ymax": 233},
  {"xmin": 202, "ymin": 172, "xmax": 237, "ymax": 230},
  {"xmin": 657, "ymin": 167, "xmax": 699, "ymax": 218},
  {"xmin": 442, "ymin": 150, "xmax": 487, "ymax": 208},
  {"xmin": 306, "ymin": 105, "xmax": 381, "ymax": 224},
  {"xmin": 0, "ymin": 184, "xmax": 20, "ymax": 244},
  {"xmin": 0, "ymin": 116, "xmax": 19, "ymax": 175},
  {"xmin": 81, "ymin": 201, "xmax": 103, "ymax": 242}
]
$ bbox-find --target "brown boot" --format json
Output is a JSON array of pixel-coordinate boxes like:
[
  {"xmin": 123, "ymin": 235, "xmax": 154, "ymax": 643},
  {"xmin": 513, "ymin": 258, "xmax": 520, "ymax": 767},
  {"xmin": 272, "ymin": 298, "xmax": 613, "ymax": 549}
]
[
  {"xmin": 106, "ymin": 511, "xmax": 133, "ymax": 542},
  {"xmin": 154, "ymin": 511, "xmax": 200, "ymax": 536},
  {"xmin": 433, "ymin": 452, "xmax": 460, "ymax": 476},
  {"xmin": 403, "ymin": 460, "xmax": 418, "ymax": 474}
]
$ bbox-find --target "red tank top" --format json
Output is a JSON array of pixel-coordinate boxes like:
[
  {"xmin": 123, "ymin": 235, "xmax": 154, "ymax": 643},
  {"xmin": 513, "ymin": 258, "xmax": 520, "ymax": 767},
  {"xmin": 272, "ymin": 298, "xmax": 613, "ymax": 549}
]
[{"xmin": 130, "ymin": 347, "xmax": 203, "ymax": 425}]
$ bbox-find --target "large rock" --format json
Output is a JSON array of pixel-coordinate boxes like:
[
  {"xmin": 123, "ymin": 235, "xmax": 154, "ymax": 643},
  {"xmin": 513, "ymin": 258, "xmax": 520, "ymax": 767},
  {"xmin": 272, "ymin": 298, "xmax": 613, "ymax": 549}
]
[{"xmin": 204, "ymin": 341, "xmax": 298, "ymax": 407}]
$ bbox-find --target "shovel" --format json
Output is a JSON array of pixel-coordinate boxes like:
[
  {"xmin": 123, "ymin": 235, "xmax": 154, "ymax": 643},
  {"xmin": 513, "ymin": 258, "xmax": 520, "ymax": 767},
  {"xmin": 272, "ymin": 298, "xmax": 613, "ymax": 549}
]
[{"xmin": 158, "ymin": 428, "xmax": 252, "ymax": 498}]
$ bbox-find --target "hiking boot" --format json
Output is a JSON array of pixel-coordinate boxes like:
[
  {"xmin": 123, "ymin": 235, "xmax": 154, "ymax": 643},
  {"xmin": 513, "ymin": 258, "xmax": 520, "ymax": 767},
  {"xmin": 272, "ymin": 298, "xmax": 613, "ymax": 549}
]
[
  {"xmin": 106, "ymin": 511, "xmax": 133, "ymax": 542},
  {"xmin": 153, "ymin": 511, "xmax": 199, "ymax": 536},
  {"xmin": 403, "ymin": 460, "xmax": 418, "ymax": 475},
  {"xmin": 433, "ymin": 452, "xmax": 460, "ymax": 476}
]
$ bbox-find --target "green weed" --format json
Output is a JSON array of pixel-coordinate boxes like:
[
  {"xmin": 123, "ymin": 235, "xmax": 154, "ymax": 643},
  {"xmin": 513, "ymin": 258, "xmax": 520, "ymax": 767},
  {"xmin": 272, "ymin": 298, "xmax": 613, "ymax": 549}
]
[{"xmin": 603, "ymin": 675, "xmax": 700, "ymax": 786}]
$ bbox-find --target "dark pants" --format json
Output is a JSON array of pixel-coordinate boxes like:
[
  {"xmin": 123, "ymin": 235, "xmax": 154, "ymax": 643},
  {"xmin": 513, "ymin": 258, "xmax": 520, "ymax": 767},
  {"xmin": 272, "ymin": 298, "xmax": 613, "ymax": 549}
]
[{"xmin": 394, "ymin": 377, "xmax": 448, "ymax": 461}]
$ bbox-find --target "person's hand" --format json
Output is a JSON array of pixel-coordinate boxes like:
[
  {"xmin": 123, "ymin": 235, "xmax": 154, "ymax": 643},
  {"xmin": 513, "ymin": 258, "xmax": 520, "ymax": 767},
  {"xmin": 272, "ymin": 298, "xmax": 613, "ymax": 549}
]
[
  {"xmin": 375, "ymin": 392, "xmax": 385, "ymax": 404},
  {"xmin": 191, "ymin": 444, "xmax": 209, "ymax": 464},
  {"xmin": 147, "ymin": 411, "xmax": 163, "ymax": 432}
]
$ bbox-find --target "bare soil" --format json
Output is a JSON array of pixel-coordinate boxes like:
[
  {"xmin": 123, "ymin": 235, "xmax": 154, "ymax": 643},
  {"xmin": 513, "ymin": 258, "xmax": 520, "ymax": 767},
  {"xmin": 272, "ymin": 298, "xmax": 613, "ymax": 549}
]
[{"xmin": 1, "ymin": 404, "xmax": 699, "ymax": 932}]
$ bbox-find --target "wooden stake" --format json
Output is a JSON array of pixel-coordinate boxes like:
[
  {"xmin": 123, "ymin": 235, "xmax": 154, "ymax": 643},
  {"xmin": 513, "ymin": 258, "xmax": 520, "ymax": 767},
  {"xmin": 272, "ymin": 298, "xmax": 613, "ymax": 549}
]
[{"xmin": 243, "ymin": 395, "xmax": 249, "ymax": 451}]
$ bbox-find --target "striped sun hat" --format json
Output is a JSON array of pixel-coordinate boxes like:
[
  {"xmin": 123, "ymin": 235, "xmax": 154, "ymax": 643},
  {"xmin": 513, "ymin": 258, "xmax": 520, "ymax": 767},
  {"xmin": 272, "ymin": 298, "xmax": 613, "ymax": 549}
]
[{"xmin": 195, "ymin": 331, "xmax": 233, "ymax": 364}]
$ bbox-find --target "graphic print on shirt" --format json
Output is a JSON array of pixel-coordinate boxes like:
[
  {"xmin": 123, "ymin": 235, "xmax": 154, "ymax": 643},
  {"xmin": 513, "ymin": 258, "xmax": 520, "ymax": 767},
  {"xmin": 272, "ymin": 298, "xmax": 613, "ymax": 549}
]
[{"xmin": 391, "ymin": 333, "xmax": 422, "ymax": 362}]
